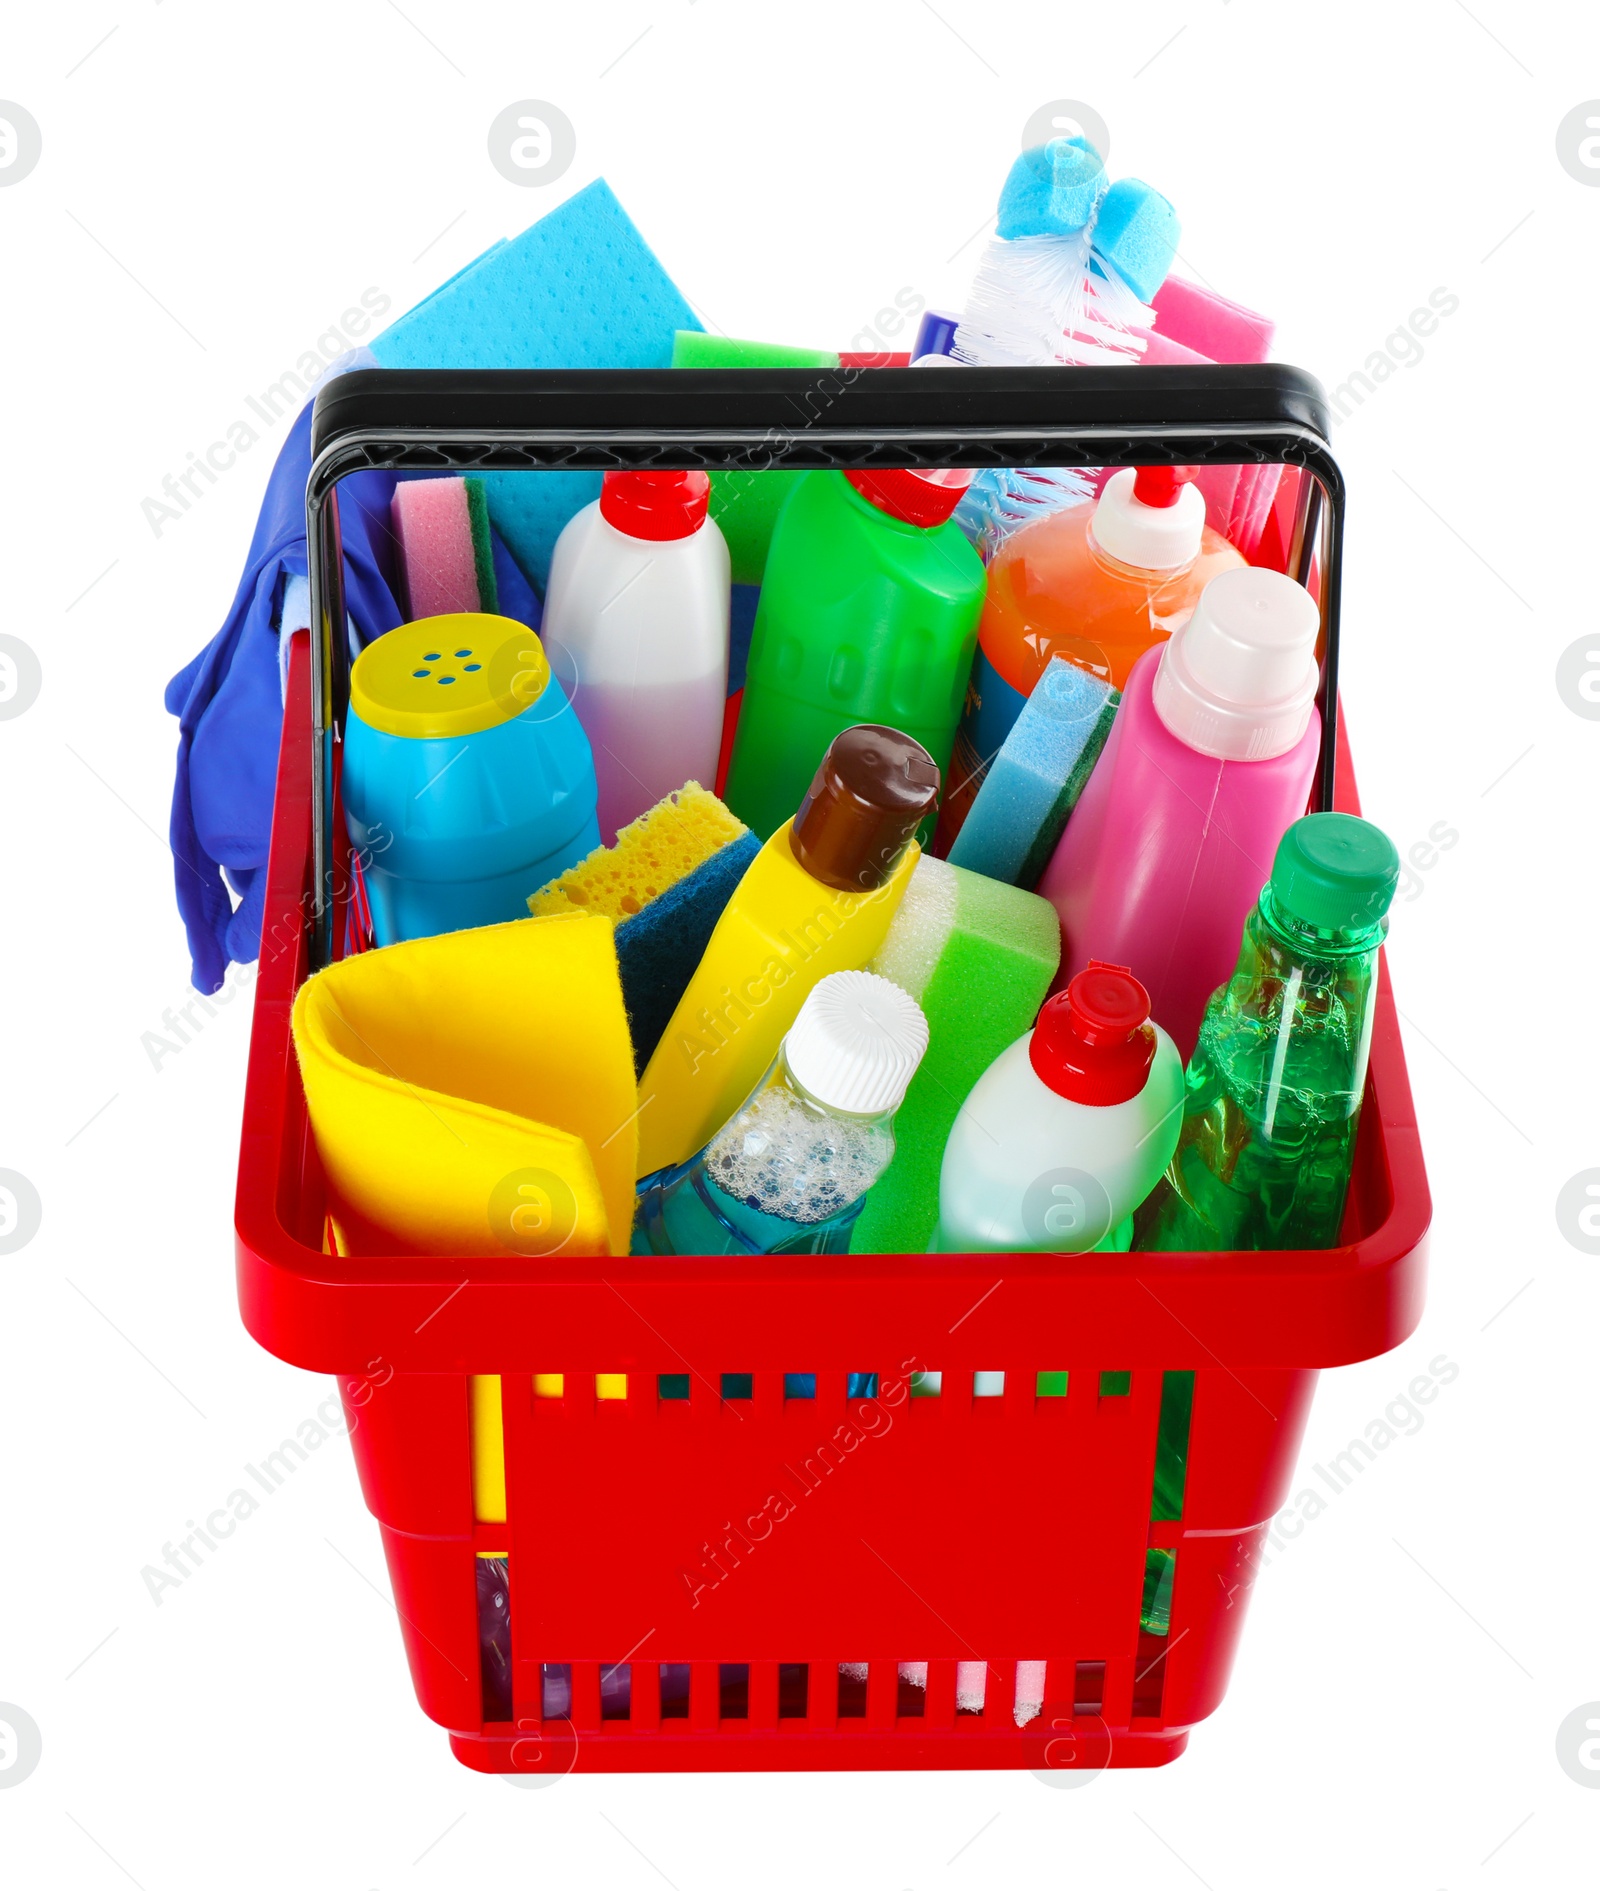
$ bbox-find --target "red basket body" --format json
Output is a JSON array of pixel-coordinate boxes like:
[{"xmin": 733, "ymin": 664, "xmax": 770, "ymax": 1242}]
[{"xmin": 236, "ymin": 629, "xmax": 1428, "ymax": 1774}]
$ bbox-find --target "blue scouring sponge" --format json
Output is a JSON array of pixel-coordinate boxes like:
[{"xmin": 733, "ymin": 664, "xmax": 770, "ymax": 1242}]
[
  {"xmin": 1090, "ymin": 177, "xmax": 1181, "ymax": 305},
  {"xmin": 947, "ymin": 656, "xmax": 1120, "ymax": 889},
  {"xmin": 616, "ymin": 829, "xmax": 763, "ymax": 1073},
  {"xmin": 369, "ymin": 180, "xmax": 701, "ymax": 588},
  {"xmin": 996, "ymin": 137, "xmax": 1107, "ymax": 239}
]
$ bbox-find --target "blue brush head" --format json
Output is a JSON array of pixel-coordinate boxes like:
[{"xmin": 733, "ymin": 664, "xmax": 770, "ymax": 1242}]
[
  {"xmin": 1089, "ymin": 177, "xmax": 1180, "ymax": 304},
  {"xmin": 996, "ymin": 137, "xmax": 1107, "ymax": 240}
]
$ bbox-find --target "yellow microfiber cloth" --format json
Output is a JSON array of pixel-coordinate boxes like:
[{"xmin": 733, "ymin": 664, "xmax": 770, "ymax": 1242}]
[
  {"xmin": 292, "ymin": 913, "xmax": 638, "ymax": 1258},
  {"xmin": 528, "ymin": 781, "xmax": 745, "ymax": 919}
]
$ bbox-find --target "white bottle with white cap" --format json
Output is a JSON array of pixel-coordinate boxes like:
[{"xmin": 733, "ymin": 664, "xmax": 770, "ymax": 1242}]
[
  {"xmin": 1037, "ymin": 566, "xmax": 1323, "ymax": 1059},
  {"xmin": 636, "ymin": 970, "xmax": 929, "ymax": 1258}
]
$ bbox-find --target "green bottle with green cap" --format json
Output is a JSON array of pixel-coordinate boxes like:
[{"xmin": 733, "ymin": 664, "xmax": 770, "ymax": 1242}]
[{"xmin": 1135, "ymin": 812, "xmax": 1401, "ymax": 1252}]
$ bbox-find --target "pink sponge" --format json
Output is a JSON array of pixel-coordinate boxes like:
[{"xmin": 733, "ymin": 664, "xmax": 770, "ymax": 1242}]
[{"xmin": 392, "ymin": 477, "xmax": 494, "ymax": 619}]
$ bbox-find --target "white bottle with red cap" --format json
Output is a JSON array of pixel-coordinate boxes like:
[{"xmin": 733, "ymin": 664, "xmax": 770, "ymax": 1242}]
[
  {"xmin": 932, "ymin": 962, "xmax": 1183, "ymax": 1254},
  {"xmin": 541, "ymin": 470, "xmax": 731, "ymax": 844}
]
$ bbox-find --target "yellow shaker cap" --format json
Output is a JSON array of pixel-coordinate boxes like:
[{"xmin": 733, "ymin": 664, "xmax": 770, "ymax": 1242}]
[{"xmin": 349, "ymin": 614, "xmax": 551, "ymax": 739}]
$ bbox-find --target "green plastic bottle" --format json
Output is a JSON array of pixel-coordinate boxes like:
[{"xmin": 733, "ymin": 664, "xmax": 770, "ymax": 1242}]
[
  {"xmin": 1136, "ymin": 812, "xmax": 1401, "ymax": 1253},
  {"xmin": 723, "ymin": 467, "xmax": 986, "ymax": 840}
]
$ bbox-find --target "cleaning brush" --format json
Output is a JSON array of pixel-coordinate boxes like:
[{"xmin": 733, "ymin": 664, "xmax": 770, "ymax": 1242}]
[
  {"xmin": 954, "ymin": 140, "xmax": 1178, "ymax": 368},
  {"xmin": 951, "ymin": 139, "xmax": 1181, "ymax": 557}
]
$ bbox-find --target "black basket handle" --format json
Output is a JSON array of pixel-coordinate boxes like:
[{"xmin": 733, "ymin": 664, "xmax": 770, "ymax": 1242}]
[{"xmin": 305, "ymin": 363, "xmax": 1342, "ymax": 969}]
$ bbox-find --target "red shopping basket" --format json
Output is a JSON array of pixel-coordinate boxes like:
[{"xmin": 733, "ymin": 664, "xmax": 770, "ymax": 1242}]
[{"xmin": 236, "ymin": 366, "xmax": 1429, "ymax": 1774}]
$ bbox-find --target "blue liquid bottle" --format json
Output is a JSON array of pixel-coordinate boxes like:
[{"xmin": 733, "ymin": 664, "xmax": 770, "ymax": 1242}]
[{"xmin": 636, "ymin": 971, "xmax": 928, "ymax": 1258}]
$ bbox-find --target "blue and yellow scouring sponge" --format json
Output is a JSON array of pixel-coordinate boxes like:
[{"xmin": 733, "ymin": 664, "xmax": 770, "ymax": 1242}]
[{"xmin": 529, "ymin": 783, "xmax": 760, "ymax": 1072}]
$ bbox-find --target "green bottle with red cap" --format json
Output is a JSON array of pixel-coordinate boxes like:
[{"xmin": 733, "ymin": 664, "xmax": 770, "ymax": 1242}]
[{"xmin": 723, "ymin": 466, "xmax": 985, "ymax": 839}]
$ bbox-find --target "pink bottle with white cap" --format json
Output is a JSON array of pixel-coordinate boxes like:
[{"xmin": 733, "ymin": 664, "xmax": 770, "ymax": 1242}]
[{"xmin": 1037, "ymin": 566, "xmax": 1322, "ymax": 1059}]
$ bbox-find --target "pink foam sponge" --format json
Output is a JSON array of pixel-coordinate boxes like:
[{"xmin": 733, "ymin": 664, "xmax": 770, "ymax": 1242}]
[{"xmin": 391, "ymin": 476, "xmax": 498, "ymax": 619}]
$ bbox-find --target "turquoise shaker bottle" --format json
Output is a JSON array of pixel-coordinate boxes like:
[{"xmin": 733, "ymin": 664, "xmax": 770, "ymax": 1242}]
[{"xmin": 342, "ymin": 613, "xmax": 600, "ymax": 945}]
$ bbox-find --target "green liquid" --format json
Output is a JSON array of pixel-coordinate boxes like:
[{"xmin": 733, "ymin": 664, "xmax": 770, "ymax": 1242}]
[{"xmin": 1139, "ymin": 890, "xmax": 1385, "ymax": 1253}]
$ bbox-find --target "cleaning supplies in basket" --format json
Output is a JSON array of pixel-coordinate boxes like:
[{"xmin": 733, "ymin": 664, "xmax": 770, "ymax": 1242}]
[
  {"xmin": 530, "ymin": 784, "xmax": 762, "ymax": 1074},
  {"xmin": 722, "ymin": 467, "xmax": 983, "ymax": 841},
  {"xmin": 933, "ymin": 963, "xmax": 1183, "ymax": 1254},
  {"xmin": 853, "ymin": 856, "xmax": 1060, "ymax": 1255},
  {"xmin": 1040, "ymin": 567, "xmax": 1323, "ymax": 1059},
  {"xmin": 636, "ymin": 971, "xmax": 928, "ymax": 1257},
  {"xmin": 342, "ymin": 614, "xmax": 601, "ymax": 946},
  {"xmin": 291, "ymin": 912, "xmax": 638, "ymax": 1257},
  {"xmin": 634, "ymin": 725, "xmax": 939, "ymax": 1181},
  {"xmin": 541, "ymin": 469, "xmax": 731, "ymax": 845},
  {"xmin": 1137, "ymin": 814, "xmax": 1400, "ymax": 1252}
]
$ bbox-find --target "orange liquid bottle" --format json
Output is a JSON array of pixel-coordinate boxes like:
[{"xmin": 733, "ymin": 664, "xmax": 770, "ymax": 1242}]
[{"xmin": 938, "ymin": 467, "xmax": 1245, "ymax": 849}]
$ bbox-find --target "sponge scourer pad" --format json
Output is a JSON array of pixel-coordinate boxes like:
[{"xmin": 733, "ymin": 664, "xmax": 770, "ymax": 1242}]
[
  {"xmin": 617, "ymin": 829, "xmax": 763, "ymax": 1072},
  {"xmin": 371, "ymin": 180, "xmax": 702, "ymax": 587},
  {"xmin": 530, "ymin": 783, "xmax": 745, "ymax": 921},
  {"xmin": 529, "ymin": 784, "xmax": 760, "ymax": 1072},
  {"xmin": 853, "ymin": 857, "xmax": 1060, "ymax": 1255},
  {"xmin": 948, "ymin": 657, "xmax": 1119, "ymax": 889},
  {"xmin": 392, "ymin": 477, "xmax": 499, "ymax": 619}
]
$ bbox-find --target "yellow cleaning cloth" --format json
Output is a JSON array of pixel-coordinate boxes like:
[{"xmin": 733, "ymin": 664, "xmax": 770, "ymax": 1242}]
[{"xmin": 292, "ymin": 913, "xmax": 638, "ymax": 1257}]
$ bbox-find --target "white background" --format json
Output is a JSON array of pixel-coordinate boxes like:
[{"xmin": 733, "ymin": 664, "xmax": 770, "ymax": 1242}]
[{"xmin": 2, "ymin": 2, "xmax": 1597, "ymax": 1884}]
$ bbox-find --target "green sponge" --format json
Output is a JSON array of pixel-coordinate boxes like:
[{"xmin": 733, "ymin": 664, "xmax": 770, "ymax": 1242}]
[
  {"xmin": 854, "ymin": 856, "xmax": 1061, "ymax": 1255},
  {"xmin": 670, "ymin": 330, "xmax": 841, "ymax": 585}
]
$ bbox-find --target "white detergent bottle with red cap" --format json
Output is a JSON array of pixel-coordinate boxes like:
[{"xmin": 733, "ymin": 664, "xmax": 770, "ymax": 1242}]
[
  {"xmin": 1038, "ymin": 565, "xmax": 1323, "ymax": 1060},
  {"xmin": 932, "ymin": 962, "xmax": 1183, "ymax": 1254},
  {"xmin": 541, "ymin": 469, "xmax": 731, "ymax": 844}
]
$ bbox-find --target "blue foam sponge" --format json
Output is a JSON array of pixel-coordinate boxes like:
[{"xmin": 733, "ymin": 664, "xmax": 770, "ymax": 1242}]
[
  {"xmin": 947, "ymin": 657, "xmax": 1120, "ymax": 888},
  {"xmin": 615, "ymin": 829, "xmax": 763, "ymax": 1073},
  {"xmin": 1091, "ymin": 177, "xmax": 1181, "ymax": 304},
  {"xmin": 370, "ymin": 180, "xmax": 701, "ymax": 588},
  {"xmin": 996, "ymin": 137, "xmax": 1107, "ymax": 240}
]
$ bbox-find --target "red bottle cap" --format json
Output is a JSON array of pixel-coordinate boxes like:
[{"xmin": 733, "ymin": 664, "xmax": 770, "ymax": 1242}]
[
  {"xmin": 844, "ymin": 466, "xmax": 972, "ymax": 529},
  {"xmin": 1132, "ymin": 464, "xmax": 1189, "ymax": 508},
  {"xmin": 599, "ymin": 469, "xmax": 711, "ymax": 541},
  {"xmin": 1029, "ymin": 960, "xmax": 1157, "ymax": 1105}
]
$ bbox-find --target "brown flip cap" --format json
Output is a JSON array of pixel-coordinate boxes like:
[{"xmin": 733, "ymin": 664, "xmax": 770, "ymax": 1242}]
[{"xmin": 789, "ymin": 724, "xmax": 941, "ymax": 892}]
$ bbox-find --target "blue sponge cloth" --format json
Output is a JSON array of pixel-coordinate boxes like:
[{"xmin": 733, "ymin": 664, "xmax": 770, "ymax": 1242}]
[
  {"xmin": 947, "ymin": 657, "xmax": 1120, "ymax": 888},
  {"xmin": 996, "ymin": 137, "xmax": 1107, "ymax": 239},
  {"xmin": 616, "ymin": 829, "xmax": 763, "ymax": 1074},
  {"xmin": 1091, "ymin": 177, "xmax": 1181, "ymax": 304},
  {"xmin": 370, "ymin": 180, "xmax": 701, "ymax": 588}
]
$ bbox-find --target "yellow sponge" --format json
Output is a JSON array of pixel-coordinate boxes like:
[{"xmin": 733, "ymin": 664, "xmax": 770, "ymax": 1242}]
[
  {"xmin": 292, "ymin": 913, "xmax": 638, "ymax": 1258},
  {"xmin": 528, "ymin": 782, "xmax": 745, "ymax": 920}
]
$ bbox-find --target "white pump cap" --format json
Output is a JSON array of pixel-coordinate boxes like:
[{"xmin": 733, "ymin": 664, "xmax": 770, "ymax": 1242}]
[
  {"xmin": 784, "ymin": 971, "xmax": 929, "ymax": 1116},
  {"xmin": 1089, "ymin": 466, "xmax": 1207, "ymax": 571},
  {"xmin": 1151, "ymin": 566, "xmax": 1322, "ymax": 761}
]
